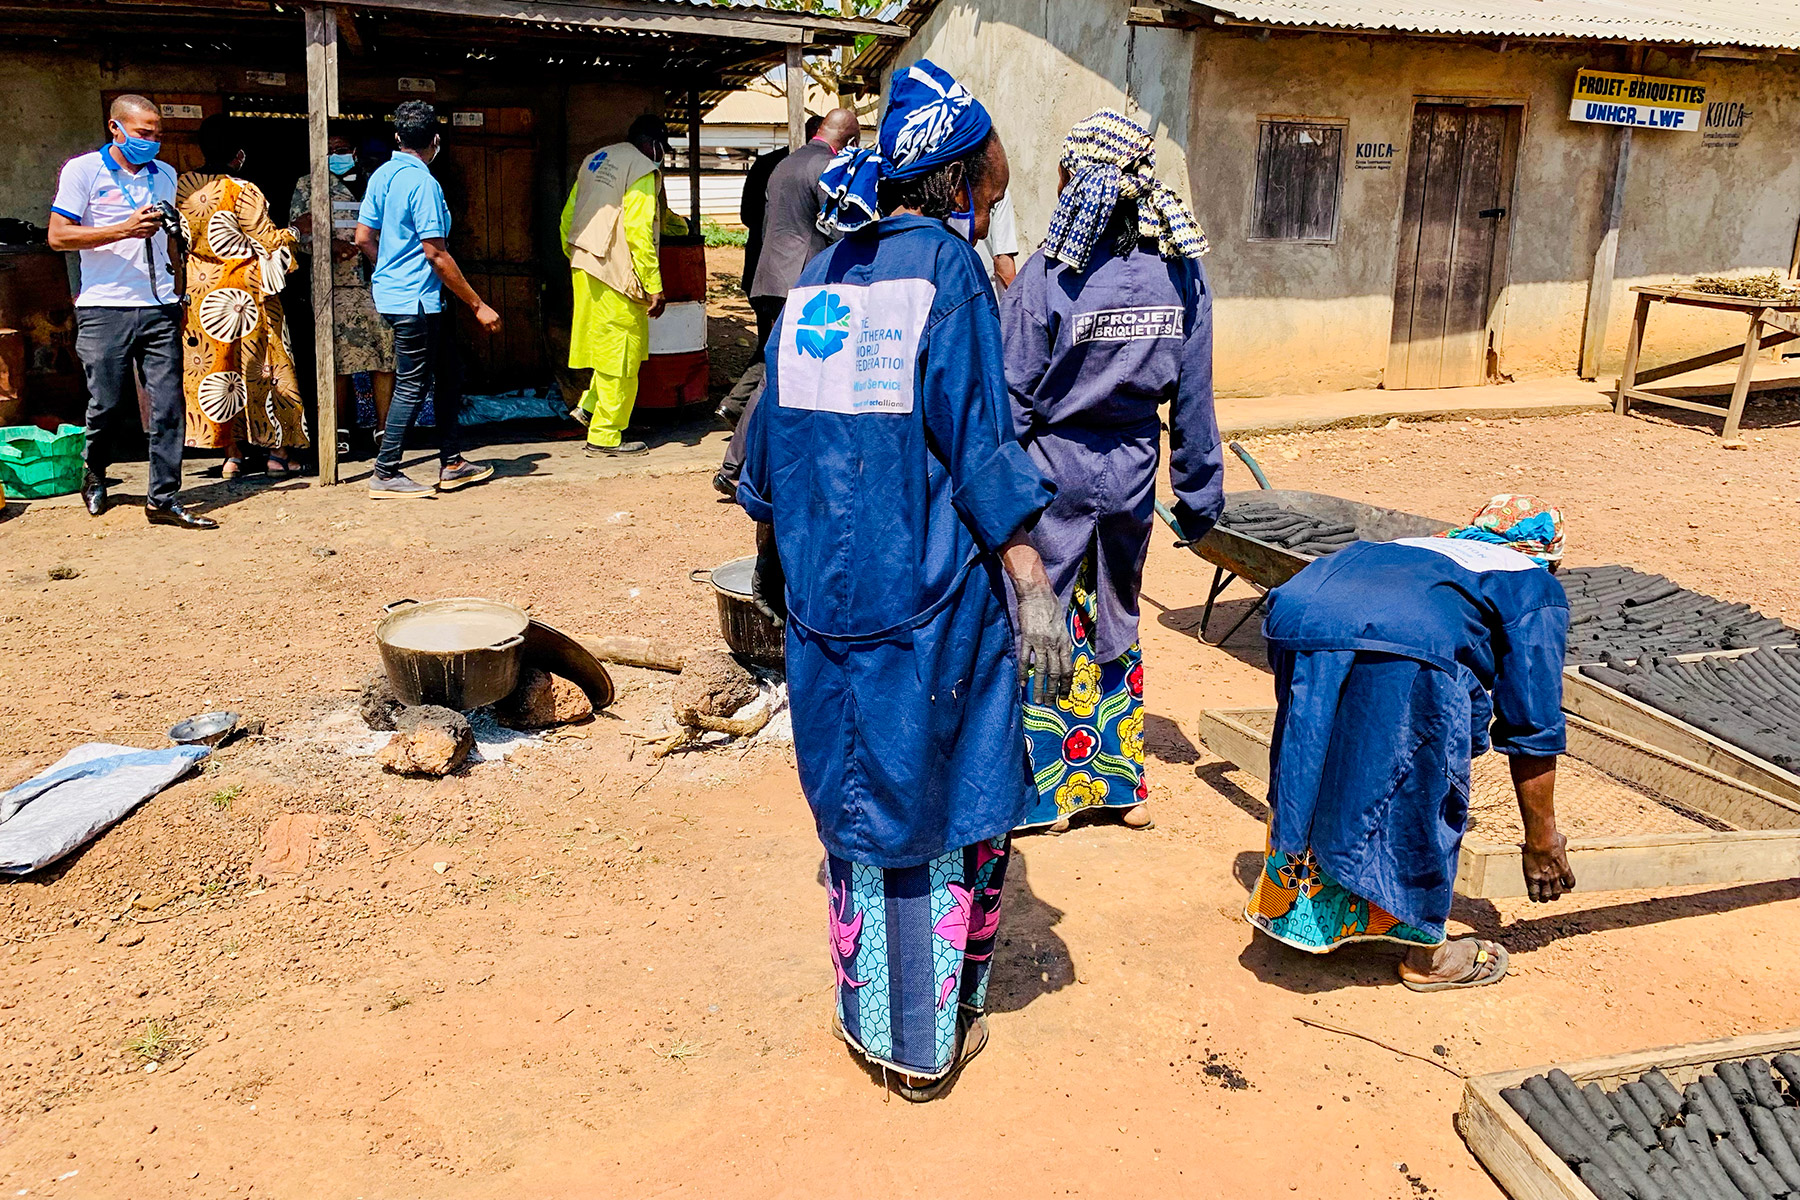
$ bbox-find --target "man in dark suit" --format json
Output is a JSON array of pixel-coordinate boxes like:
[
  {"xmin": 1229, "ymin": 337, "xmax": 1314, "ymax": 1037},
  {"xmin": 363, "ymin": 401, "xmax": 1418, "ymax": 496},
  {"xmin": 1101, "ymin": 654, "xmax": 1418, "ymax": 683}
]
[
  {"xmin": 740, "ymin": 113, "xmax": 822, "ymax": 355},
  {"xmin": 716, "ymin": 107, "xmax": 860, "ymax": 496}
]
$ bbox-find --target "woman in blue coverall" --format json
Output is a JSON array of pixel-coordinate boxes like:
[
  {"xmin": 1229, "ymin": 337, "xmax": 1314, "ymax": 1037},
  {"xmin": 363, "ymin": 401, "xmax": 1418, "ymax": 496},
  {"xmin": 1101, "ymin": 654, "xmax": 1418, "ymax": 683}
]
[{"xmin": 1245, "ymin": 496, "xmax": 1578, "ymax": 992}]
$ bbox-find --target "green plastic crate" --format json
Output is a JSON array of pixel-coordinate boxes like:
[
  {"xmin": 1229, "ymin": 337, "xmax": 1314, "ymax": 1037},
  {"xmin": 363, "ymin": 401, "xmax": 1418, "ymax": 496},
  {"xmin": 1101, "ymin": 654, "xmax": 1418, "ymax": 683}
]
[{"xmin": 0, "ymin": 424, "xmax": 86, "ymax": 499}]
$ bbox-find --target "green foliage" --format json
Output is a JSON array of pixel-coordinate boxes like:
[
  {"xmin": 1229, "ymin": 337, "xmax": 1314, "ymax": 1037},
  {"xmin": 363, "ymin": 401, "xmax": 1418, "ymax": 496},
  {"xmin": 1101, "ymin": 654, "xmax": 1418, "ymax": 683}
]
[{"xmin": 702, "ymin": 219, "xmax": 749, "ymax": 248}]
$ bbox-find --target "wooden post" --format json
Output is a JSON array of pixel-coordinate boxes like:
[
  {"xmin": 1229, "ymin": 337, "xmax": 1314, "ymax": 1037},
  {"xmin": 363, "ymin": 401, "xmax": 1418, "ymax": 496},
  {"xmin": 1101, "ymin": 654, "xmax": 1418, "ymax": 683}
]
[
  {"xmin": 1579, "ymin": 125, "xmax": 1632, "ymax": 381},
  {"xmin": 304, "ymin": 5, "xmax": 340, "ymax": 484},
  {"xmin": 1614, "ymin": 290, "xmax": 1652, "ymax": 414},
  {"xmin": 785, "ymin": 43, "xmax": 805, "ymax": 150},
  {"xmin": 687, "ymin": 85, "xmax": 702, "ymax": 231},
  {"xmin": 1723, "ymin": 309, "xmax": 1766, "ymax": 442}
]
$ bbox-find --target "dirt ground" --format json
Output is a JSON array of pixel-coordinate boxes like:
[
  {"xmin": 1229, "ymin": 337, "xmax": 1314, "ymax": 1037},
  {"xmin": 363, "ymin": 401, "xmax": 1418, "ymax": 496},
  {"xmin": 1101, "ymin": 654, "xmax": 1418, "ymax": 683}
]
[{"xmin": 7, "ymin": 300, "xmax": 1800, "ymax": 1195}]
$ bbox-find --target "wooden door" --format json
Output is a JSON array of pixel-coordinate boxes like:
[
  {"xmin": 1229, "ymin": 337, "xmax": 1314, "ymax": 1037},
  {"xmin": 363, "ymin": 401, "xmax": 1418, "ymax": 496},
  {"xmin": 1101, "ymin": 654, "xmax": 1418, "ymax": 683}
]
[
  {"xmin": 1386, "ymin": 105, "xmax": 1518, "ymax": 389},
  {"xmin": 436, "ymin": 108, "xmax": 542, "ymax": 391}
]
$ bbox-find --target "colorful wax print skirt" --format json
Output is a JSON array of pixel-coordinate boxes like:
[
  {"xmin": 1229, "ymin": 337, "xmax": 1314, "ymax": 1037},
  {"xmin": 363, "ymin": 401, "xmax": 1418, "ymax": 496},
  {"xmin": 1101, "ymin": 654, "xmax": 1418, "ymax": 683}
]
[
  {"xmin": 827, "ymin": 838, "xmax": 1009, "ymax": 1079},
  {"xmin": 1244, "ymin": 833, "xmax": 1439, "ymax": 953},
  {"xmin": 1019, "ymin": 563, "xmax": 1146, "ymax": 829}
]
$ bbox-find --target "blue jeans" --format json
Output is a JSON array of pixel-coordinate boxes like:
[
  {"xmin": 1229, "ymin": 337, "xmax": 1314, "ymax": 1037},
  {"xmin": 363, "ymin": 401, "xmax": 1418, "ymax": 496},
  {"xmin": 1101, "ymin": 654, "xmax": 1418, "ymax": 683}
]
[
  {"xmin": 377, "ymin": 311, "xmax": 464, "ymax": 477},
  {"xmin": 75, "ymin": 305, "xmax": 185, "ymax": 505}
]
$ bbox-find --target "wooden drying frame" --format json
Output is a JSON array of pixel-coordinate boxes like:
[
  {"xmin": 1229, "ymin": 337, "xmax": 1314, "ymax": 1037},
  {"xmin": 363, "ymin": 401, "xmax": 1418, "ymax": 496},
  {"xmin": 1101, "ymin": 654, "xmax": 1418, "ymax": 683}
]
[
  {"xmin": 1460, "ymin": 1029, "xmax": 1800, "ymax": 1200},
  {"xmin": 1196, "ymin": 707, "xmax": 1800, "ymax": 899}
]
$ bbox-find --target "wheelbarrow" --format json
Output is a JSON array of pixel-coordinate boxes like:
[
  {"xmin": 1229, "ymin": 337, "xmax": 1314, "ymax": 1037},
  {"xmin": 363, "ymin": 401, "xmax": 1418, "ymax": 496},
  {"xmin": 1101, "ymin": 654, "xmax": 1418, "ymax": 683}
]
[{"xmin": 1155, "ymin": 442, "xmax": 1454, "ymax": 646}]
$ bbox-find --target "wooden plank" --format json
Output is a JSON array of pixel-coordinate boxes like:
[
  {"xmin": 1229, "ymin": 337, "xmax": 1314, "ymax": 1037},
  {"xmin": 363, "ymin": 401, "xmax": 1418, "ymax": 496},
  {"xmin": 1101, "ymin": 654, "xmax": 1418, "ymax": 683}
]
[
  {"xmin": 785, "ymin": 44, "xmax": 804, "ymax": 150},
  {"xmin": 1406, "ymin": 108, "xmax": 1468, "ymax": 388},
  {"xmin": 1723, "ymin": 310, "xmax": 1764, "ymax": 440},
  {"xmin": 1633, "ymin": 285, "xmax": 1800, "ymax": 311},
  {"xmin": 1472, "ymin": 1028, "xmax": 1800, "ymax": 1094},
  {"xmin": 1196, "ymin": 709, "xmax": 1271, "ymax": 781},
  {"xmin": 1385, "ymin": 106, "xmax": 1435, "ymax": 389},
  {"xmin": 304, "ymin": 5, "xmax": 338, "ymax": 486},
  {"xmin": 1440, "ymin": 107, "xmax": 1505, "ymax": 388},
  {"xmin": 1627, "ymin": 326, "xmax": 1799, "ymax": 387},
  {"xmin": 1565, "ymin": 714, "xmax": 1800, "ymax": 830},
  {"xmin": 1613, "ymin": 290, "xmax": 1651, "ymax": 415},
  {"xmin": 494, "ymin": 147, "xmax": 530, "ymax": 264},
  {"xmin": 1457, "ymin": 829, "xmax": 1800, "ymax": 899},
  {"xmin": 686, "ymin": 86, "xmax": 702, "ymax": 230},
  {"xmin": 343, "ymin": 0, "xmax": 831, "ymax": 42},
  {"xmin": 1621, "ymin": 388, "xmax": 1730, "ymax": 415},
  {"xmin": 1562, "ymin": 668, "xmax": 1800, "ymax": 805},
  {"xmin": 1765, "ymin": 308, "xmax": 1800, "ymax": 338},
  {"xmin": 1579, "ymin": 125, "xmax": 1632, "ymax": 380},
  {"xmin": 1461, "ymin": 1076, "xmax": 1586, "ymax": 1200}
]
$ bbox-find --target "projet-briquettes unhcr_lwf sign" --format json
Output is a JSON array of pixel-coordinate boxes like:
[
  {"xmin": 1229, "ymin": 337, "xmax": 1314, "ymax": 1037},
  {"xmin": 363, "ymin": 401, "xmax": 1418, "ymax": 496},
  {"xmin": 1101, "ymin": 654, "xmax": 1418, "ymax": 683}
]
[{"xmin": 1569, "ymin": 68, "xmax": 1705, "ymax": 131}]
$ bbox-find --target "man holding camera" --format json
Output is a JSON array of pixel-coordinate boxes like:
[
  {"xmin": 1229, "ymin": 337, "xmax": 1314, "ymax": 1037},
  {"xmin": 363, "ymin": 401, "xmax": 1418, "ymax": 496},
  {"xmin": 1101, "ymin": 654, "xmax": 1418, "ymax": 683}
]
[{"xmin": 47, "ymin": 94, "xmax": 215, "ymax": 528}]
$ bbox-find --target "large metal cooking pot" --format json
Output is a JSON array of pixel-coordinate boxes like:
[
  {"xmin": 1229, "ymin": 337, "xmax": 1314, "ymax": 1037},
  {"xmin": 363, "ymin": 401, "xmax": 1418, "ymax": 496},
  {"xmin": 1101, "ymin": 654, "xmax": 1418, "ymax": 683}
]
[
  {"xmin": 375, "ymin": 597, "xmax": 528, "ymax": 709},
  {"xmin": 698, "ymin": 557, "xmax": 784, "ymax": 666}
]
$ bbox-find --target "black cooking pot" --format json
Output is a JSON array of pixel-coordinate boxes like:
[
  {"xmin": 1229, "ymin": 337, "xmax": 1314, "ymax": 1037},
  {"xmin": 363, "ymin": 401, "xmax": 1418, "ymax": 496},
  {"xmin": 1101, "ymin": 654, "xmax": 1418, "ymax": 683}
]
[
  {"xmin": 375, "ymin": 597, "xmax": 528, "ymax": 710},
  {"xmin": 698, "ymin": 557, "xmax": 784, "ymax": 666}
]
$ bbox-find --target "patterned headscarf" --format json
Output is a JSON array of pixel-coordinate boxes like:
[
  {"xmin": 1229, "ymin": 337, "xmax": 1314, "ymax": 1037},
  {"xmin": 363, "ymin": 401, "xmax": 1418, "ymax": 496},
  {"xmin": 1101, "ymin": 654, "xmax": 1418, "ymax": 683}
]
[
  {"xmin": 1441, "ymin": 494, "xmax": 1566, "ymax": 565},
  {"xmin": 1039, "ymin": 109, "xmax": 1209, "ymax": 273},
  {"xmin": 817, "ymin": 60, "xmax": 993, "ymax": 237}
]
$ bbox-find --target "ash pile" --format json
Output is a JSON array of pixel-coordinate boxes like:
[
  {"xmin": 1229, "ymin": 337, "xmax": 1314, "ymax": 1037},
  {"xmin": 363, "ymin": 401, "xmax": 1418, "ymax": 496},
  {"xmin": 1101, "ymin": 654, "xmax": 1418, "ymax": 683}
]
[{"xmin": 1503, "ymin": 1056, "xmax": 1800, "ymax": 1200}]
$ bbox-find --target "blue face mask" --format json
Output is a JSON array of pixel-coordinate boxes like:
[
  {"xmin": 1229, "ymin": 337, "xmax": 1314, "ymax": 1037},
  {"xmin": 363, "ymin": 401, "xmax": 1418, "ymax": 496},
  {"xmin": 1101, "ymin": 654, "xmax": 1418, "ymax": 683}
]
[
  {"xmin": 946, "ymin": 178, "xmax": 976, "ymax": 244},
  {"xmin": 111, "ymin": 125, "xmax": 161, "ymax": 166},
  {"xmin": 327, "ymin": 153, "xmax": 356, "ymax": 176}
]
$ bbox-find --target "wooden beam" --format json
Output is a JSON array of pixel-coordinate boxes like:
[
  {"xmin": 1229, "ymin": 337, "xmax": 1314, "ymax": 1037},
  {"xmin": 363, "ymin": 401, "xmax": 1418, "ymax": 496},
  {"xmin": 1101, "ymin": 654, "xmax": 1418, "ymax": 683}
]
[
  {"xmin": 785, "ymin": 43, "xmax": 804, "ymax": 150},
  {"xmin": 1579, "ymin": 124, "xmax": 1631, "ymax": 380},
  {"xmin": 1464, "ymin": 1031, "xmax": 1800, "ymax": 1200},
  {"xmin": 305, "ymin": 4, "xmax": 339, "ymax": 486},
  {"xmin": 335, "ymin": 6, "xmax": 364, "ymax": 52},
  {"xmin": 340, "ymin": 0, "xmax": 901, "ymax": 44},
  {"xmin": 1456, "ymin": 829, "xmax": 1800, "ymax": 899},
  {"xmin": 686, "ymin": 84, "xmax": 701, "ymax": 230}
]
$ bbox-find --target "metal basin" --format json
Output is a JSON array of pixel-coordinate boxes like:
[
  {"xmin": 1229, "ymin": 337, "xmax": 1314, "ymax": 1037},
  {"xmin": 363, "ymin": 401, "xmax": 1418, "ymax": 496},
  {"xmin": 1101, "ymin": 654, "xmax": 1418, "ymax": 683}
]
[
  {"xmin": 376, "ymin": 597, "xmax": 528, "ymax": 710},
  {"xmin": 1196, "ymin": 489, "xmax": 1455, "ymax": 590},
  {"xmin": 169, "ymin": 711, "xmax": 240, "ymax": 747}
]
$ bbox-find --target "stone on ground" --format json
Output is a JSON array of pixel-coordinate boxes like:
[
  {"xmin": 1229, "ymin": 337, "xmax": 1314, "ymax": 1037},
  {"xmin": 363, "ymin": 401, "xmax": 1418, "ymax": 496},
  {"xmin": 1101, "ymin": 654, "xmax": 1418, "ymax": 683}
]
[
  {"xmin": 358, "ymin": 671, "xmax": 406, "ymax": 732},
  {"xmin": 377, "ymin": 705, "xmax": 473, "ymax": 776},
  {"xmin": 671, "ymin": 648, "xmax": 758, "ymax": 724},
  {"xmin": 497, "ymin": 668, "xmax": 594, "ymax": 729}
]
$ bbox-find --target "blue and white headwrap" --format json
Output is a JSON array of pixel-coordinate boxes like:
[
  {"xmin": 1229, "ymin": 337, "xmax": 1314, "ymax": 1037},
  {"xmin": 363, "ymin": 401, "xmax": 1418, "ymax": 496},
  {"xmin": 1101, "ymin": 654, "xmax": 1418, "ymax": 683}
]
[{"xmin": 817, "ymin": 59, "xmax": 993, "ymax": 237}]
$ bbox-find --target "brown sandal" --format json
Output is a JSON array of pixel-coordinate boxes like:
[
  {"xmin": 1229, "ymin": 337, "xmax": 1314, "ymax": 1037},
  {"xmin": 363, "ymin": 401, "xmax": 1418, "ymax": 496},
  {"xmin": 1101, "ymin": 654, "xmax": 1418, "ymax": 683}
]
[
  {"xmin": 1399, "ymin": 939, "xmax": 1509, "ymax": 992},
  {"xmin": 892, "ymin": 1016, "xmax": 989, "ymax": 1103}
]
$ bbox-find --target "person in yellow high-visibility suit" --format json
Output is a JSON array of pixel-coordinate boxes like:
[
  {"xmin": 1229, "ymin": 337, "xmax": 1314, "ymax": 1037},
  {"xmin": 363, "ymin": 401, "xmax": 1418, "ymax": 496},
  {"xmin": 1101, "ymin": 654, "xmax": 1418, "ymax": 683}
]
[{"xmin": 561, "ymin": 116, "xmax": 671, "ymax": 456}]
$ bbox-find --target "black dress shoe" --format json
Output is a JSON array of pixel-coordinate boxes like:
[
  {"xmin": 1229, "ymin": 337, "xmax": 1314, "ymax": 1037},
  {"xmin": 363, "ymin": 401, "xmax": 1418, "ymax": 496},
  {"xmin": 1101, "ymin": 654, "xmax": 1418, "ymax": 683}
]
[
  {"xmin": 144, "ymin": 501, "xmax": 218, "ymax": 530},
  {"xmin": 712, "ymin": 470, "xmax": 736, "ymax": 499},
  {"xmin": 81, "ymin": 469, "xmax": 107, "ymax": 516}
]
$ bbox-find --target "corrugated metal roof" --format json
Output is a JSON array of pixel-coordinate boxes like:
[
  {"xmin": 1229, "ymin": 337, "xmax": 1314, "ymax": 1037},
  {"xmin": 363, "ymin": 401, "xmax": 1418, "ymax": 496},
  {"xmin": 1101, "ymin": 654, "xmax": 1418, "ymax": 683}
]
[{"xmin": 1191, "ymin": 1, "xmax": 1800, "ymax": 50}]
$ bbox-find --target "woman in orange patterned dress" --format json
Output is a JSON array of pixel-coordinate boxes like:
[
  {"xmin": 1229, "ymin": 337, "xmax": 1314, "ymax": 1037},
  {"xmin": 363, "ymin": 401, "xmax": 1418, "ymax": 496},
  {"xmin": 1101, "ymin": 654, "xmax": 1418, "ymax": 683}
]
[{"xmin": 177, "ymin": 115, "xmax": 309, "ymax": 478}]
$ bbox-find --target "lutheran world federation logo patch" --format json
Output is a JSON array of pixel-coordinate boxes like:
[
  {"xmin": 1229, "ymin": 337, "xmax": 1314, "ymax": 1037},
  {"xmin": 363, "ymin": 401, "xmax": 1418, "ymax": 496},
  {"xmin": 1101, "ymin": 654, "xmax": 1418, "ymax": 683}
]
[{"xmin": 794, "ymin": 290, "xmax": 851, "ymax": 359}]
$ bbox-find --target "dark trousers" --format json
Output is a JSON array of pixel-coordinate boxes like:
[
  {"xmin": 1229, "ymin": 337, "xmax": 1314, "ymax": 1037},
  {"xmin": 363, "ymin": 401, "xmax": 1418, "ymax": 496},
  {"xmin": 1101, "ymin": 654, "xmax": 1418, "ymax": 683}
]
[
  {"xmin": 75, "ymin": 304, "xmax": 185, "ymax": 506},
  {"xmin": 750, "ymin": 294, "xmax": 785, "ymax": 357},
  {"xmin": 378, "ymin": 311, "xmax": 464, "ymax": 477},
  {"xmin": 720, "ymin": 295, "xmax": 786, "ymax": 488}
]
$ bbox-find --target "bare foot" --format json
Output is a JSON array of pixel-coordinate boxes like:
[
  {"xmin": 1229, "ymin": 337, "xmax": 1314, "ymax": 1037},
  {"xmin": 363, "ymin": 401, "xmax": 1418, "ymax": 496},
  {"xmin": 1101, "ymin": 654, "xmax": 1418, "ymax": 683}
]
[{"xmin": 1122, "ymin": 803, "xmax": 1153, "ymax": 828}]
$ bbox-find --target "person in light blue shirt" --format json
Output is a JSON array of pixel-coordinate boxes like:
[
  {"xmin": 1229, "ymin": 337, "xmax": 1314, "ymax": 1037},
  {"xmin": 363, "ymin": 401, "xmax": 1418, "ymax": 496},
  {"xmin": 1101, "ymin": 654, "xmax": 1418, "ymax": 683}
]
[{"xmin": 353, "ymin": 100, "xmax": 500, "ymax": 499}]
